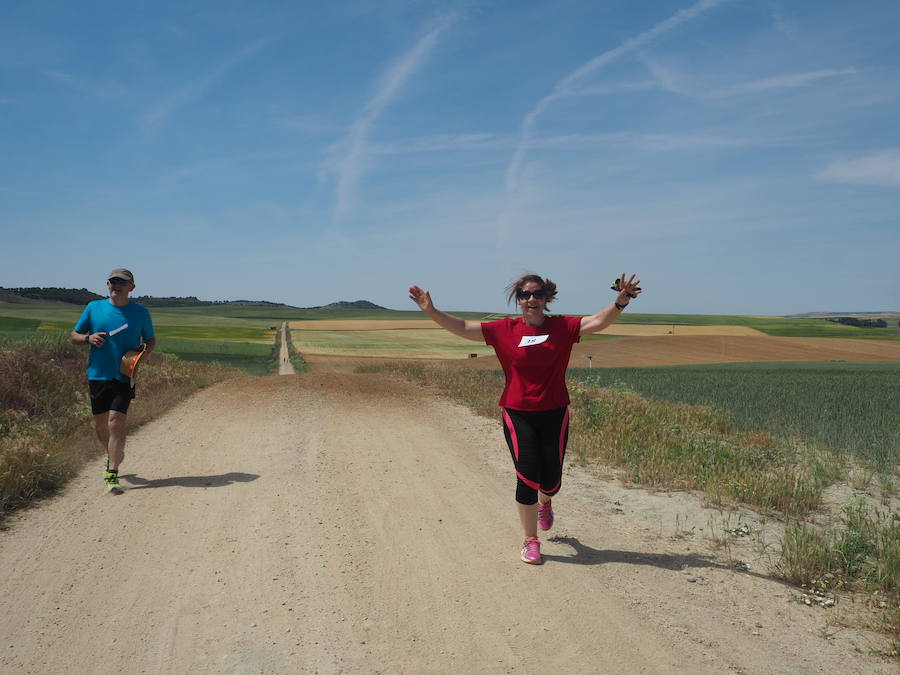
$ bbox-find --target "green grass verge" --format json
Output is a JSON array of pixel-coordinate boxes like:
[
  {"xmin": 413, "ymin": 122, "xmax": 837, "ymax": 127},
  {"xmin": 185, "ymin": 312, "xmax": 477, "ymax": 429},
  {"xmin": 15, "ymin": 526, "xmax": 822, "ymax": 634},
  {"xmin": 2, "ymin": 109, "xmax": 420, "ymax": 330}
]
[
  {"xmin": 156, "ymin": 337, "xmax": 275, "ymax": 376},
  {"xmin": 570, "ymin": 362, "xmax": 900, "ymax": 468},
  {"xmin": 0, "ymin": 317, "xmax": 41, "ymax": 331}
]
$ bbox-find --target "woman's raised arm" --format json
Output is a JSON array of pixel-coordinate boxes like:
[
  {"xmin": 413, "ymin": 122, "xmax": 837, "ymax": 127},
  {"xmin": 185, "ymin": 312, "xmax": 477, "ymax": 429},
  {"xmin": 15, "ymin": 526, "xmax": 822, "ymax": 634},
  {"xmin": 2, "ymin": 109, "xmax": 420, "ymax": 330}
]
[
  {"xmin": 409, "ymin": 285, "xmax": 485, "ymax": 342},
  {"xmin": 579, "ymin": 273, "xmax": 642, "ymax": 336}
]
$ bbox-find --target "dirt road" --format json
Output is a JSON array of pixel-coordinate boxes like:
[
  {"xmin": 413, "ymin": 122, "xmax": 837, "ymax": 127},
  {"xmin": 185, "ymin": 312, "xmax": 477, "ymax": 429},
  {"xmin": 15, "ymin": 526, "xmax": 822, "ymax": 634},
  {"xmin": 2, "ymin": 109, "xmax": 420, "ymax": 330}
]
[
  {"xmin": 0, "ymin": 365, "xmax": 893, "ymax": 674},
  {"xmin": 279, "ymin": 322, "xmax": 295, "ymax": 375}
]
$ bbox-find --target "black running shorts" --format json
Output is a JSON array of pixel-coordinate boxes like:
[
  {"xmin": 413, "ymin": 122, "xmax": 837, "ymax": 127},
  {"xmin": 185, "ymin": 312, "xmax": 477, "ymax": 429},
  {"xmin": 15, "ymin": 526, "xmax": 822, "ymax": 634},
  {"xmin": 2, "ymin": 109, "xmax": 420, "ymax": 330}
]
[{"xmin": 89, "ymin": 379, "xmax": 135, "ymax": 415}]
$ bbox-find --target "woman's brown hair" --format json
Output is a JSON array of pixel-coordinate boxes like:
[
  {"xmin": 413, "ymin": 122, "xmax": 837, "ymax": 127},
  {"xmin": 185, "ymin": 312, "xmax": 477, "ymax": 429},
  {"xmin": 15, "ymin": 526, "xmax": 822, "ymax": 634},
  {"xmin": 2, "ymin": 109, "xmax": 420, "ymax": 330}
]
[{"xmin": 505, "ymin": 273, "xmax": 558, "ymax": 306}]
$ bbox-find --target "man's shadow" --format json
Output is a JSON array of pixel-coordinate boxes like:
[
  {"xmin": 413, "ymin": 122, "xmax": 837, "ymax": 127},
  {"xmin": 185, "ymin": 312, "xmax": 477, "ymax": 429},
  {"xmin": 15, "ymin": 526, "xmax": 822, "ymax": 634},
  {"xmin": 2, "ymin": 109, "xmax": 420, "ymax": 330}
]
[
  {"xmin": 543, "ymin": 535, "xmax": 766, "ymax": 579},
  {"xmin": 120, "ymin": 472, "xmax": 259, "ymax": 489}
]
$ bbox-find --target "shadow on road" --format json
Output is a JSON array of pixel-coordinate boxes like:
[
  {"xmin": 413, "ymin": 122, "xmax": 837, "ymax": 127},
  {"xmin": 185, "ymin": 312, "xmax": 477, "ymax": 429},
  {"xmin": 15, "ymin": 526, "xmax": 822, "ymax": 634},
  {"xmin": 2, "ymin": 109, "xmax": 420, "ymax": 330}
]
[
  {"xmin": 120, "ymin": 472, "xmax": 259, "ymax": 489},
  {"xmin": 544, "ymin": 535, "xmax": 767, "ymax": 579}
]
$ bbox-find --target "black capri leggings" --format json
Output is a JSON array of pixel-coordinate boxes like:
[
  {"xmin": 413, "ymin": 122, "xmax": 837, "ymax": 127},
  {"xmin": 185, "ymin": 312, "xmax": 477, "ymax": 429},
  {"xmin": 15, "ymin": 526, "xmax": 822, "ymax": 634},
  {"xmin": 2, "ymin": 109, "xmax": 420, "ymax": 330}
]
[{"xmin": 501, "ymin": 406, "xmax": 570, "ymax": 505}]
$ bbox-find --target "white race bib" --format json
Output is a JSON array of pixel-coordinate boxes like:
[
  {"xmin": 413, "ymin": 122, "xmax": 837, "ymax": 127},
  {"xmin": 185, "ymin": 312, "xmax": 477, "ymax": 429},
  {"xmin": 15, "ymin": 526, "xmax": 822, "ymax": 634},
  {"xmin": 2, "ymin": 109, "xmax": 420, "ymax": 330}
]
[{"xmin": 518, "ymin": 334, "xmax": 549, "ymax": 347}]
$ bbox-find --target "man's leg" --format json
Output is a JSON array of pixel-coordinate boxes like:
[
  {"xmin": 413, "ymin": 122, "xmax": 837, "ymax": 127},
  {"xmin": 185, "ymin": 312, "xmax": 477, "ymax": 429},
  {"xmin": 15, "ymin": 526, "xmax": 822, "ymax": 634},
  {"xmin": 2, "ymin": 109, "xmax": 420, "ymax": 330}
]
[
  {"xmin": 106, "ymin": 411, "xmax": 127, "ymax": 471},
  {"xmin": 92, "ymin": 412, "xmax": 111, "ymax": 455}
]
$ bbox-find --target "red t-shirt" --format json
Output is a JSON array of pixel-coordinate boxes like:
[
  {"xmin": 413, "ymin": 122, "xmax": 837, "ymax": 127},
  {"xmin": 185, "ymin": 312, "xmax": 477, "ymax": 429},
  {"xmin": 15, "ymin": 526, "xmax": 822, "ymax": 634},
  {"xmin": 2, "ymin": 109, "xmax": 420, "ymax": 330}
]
[{"xmin": 481, "ymin": 315, "xmax": 582, "ymax": 411}]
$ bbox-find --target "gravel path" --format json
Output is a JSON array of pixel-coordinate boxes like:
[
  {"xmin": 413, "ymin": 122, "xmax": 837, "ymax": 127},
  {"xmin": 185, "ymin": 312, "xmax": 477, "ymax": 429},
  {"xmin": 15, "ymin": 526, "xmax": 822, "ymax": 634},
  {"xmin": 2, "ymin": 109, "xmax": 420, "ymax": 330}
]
[{"xmin": 0, "ymin": 363, "xmax": 893, "ymax": 673}]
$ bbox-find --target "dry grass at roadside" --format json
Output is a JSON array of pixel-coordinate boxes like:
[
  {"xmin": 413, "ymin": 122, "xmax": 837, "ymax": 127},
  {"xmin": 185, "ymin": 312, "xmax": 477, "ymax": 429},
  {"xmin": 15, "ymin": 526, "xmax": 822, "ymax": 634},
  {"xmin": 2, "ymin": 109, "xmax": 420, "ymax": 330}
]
[{"xmin": 0, "ymin": 335, "xmax": 242, "ymax": 513}]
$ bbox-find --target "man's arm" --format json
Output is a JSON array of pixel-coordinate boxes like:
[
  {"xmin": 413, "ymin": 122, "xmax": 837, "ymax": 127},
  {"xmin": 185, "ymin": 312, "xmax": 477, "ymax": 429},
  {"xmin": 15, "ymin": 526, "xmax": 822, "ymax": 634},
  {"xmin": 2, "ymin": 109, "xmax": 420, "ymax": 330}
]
[
  {"xmin": 70, "ymin": 329, "xmax": 91, "ymax": 346},
  {"xmin": 71, "ymin": 330, "xmax": 106, "ymax": 347}
]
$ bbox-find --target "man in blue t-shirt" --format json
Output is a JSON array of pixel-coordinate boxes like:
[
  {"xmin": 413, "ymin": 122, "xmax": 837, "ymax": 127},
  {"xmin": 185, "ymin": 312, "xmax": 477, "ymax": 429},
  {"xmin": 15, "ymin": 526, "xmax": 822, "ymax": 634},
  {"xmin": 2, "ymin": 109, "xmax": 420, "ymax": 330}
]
[{"xmin": 71, "ymin": 268, "xmax": 156, "ymax": 494}]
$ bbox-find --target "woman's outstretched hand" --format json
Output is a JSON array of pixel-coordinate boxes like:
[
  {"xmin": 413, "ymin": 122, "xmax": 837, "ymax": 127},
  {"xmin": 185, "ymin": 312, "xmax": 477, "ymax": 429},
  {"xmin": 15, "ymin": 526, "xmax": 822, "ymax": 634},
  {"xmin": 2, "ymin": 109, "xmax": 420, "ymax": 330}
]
[
  {"xmin": 614, "ymin": 273, "xmax": 642, "ymax": 305},
  {"xmin": 408, "ymin": 285, "xmax": 434, "ymax": 313}
]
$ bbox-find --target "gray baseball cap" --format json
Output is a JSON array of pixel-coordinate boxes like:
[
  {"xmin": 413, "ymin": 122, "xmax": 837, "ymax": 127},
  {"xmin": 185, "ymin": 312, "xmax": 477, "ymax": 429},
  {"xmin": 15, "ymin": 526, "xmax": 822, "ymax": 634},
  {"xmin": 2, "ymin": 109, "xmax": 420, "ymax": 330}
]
[{"xmin": 108, "ymin": 268, "xmax": 135, "ymax": 283}]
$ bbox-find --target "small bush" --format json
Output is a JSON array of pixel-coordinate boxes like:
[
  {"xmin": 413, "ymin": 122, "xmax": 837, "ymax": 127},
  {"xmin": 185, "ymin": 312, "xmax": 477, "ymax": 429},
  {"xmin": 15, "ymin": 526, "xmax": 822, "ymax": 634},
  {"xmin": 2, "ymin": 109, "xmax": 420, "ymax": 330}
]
[{"xmin": 775, "ymin": 499, "xmax": 900, "ymax": 636}]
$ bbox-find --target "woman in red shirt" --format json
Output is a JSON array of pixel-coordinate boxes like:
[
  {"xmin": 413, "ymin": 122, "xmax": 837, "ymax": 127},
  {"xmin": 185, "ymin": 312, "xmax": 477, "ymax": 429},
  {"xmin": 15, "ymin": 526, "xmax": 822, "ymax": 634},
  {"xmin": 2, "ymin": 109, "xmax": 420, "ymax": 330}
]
[{"xmin": 409, "ymin": 272, "xmax": 641, "ymax": 564}]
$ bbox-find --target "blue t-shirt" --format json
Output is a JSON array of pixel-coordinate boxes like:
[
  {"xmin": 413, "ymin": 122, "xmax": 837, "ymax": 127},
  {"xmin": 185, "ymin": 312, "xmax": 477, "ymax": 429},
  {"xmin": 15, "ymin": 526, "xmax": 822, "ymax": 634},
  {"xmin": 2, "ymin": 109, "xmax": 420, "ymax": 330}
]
[{"xmin": 74, "ymin": 300, "xmax": 155, "ymax": 381}]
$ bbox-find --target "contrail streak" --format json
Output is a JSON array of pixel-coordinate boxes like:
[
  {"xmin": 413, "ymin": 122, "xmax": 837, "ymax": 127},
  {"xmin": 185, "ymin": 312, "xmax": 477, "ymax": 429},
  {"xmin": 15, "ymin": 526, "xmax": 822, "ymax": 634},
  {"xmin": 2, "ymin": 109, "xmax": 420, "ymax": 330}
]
[
  {"xmin": 333, "ymin": 14, "xmax": 456, "ymax": 222},
  {"xmin": 504, "ymin": 0, "xmax": 733, "ymax": 197}
]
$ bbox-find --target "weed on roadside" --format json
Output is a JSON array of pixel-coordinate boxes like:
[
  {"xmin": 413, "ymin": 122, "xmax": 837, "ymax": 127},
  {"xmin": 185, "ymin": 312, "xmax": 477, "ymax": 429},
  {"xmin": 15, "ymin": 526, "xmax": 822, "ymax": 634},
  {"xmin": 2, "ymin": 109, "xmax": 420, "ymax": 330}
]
[{"xmin": 775, "ymin": 497, "xmax": 899, "ymax": 638}]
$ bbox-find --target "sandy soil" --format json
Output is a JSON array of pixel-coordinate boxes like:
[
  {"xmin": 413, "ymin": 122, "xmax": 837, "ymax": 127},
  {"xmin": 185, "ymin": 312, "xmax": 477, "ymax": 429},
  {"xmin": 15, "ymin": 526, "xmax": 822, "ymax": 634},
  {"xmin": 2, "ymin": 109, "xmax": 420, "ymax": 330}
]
[{"xmin": 0, "ymin": 362, "xmax": 895, "ymax": 674}]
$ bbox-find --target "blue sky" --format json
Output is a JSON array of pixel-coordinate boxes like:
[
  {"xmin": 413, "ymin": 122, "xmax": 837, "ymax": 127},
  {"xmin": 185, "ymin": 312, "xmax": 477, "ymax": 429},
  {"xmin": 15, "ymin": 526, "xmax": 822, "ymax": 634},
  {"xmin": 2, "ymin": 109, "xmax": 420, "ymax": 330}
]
[{"xmin": 2, "ymin": 0, "xmax": 898, "ymax": 315}]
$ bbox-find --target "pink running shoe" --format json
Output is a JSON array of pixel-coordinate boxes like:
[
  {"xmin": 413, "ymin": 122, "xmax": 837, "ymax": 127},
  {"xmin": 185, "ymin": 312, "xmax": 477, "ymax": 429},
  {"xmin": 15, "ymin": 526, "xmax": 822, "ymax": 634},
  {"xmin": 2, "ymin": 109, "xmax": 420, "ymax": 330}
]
[
  {"xmin": 537, "ymin": 501, "xmax": 554, "ymax": 531},
  {"xmin": 520, "ymin": 537, "xmax": 542, "ymax": 564}
]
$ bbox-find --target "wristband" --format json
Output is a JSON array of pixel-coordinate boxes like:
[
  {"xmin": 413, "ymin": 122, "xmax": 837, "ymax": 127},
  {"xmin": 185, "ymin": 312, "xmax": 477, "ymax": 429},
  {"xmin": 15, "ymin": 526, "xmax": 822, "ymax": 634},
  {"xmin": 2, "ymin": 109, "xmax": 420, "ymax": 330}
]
[
  {"xmin": 615, "ymin": 302, "xmax": 628, "ymax": 311},
  {"xmin": 84, "ymin": 334, "xmax": 90, "ymax": 345}
]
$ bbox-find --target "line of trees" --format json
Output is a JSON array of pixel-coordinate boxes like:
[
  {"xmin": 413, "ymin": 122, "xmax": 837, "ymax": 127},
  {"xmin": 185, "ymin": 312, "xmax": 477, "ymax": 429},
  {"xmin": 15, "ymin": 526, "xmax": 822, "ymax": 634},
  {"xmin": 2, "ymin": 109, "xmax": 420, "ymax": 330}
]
[
  {"xmin": 0, "ymin": 287, "xmax": 103, "ymax": 304},
  {"xmin": 826, "ymin": 316, "xmax": 889, "ymax": 328},
  {"xmin": 132, "ymin": 296, "xmax": 289, "ymax": 307}
]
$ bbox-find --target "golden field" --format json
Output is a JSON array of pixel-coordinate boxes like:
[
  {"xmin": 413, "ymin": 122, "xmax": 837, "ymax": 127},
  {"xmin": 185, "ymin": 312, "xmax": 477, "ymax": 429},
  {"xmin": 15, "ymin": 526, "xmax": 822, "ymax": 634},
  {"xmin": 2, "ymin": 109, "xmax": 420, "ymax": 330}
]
[{"xmin": 289, "ymin": 318, "xmax": 900, "ymax": 366}]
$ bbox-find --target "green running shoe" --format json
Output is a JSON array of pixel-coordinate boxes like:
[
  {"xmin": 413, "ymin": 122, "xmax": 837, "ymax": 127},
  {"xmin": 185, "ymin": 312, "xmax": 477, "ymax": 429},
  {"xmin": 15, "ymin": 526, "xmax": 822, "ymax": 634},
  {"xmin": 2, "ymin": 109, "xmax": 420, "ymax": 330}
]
[{"xmin": 105, "ymin": 470, "xmax": 124, "ymax": 495}]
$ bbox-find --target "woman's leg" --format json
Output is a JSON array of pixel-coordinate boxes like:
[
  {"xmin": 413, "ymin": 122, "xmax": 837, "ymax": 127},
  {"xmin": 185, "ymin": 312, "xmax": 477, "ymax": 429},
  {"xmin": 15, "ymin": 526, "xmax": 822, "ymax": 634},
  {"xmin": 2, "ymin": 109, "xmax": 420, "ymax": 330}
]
[
  {"xmin": 517, "ymin": 502, "xmax": 538, "ymax": 539},
  {"xmin": 537, "ymin": 407, "xmax": 569, "ymax": 498},
  {"xmin": 503, "ymin": 409, "xmax": 545, "ymax": 565}
]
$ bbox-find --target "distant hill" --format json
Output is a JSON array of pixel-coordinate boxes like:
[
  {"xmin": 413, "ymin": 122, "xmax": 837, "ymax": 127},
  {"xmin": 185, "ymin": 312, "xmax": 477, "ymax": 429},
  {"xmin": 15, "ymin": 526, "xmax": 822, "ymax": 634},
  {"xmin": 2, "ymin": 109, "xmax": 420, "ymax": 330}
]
[
  {"xmin": 0, "ymin": 287, "xmax": 103, "ymax": 304},
  {"xmin": 132, "ymin": 296, "xmax": 294, "ymax": 308},
  {"xmin": 0, "ymin": 287, "xmax": 297, "ymax": 308},
  {"xmin": 305, "ymin": 300, "xmax": 387, "ymax": 310},
  {"xmin": 0, "ymin": 288, "xmax": 392, "ymax": 312}
]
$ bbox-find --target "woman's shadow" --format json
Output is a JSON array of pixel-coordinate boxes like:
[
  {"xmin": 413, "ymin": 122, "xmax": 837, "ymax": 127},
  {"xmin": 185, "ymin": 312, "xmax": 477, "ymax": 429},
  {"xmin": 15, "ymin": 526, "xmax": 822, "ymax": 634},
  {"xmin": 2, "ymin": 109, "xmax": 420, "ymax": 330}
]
[
  {"xmin": 544, "ymin": 535, "xmax": 765, "ymax": 579},
  {"xmin": 119, "ymin": 472, "xmax": 259, "ymax": 489}
]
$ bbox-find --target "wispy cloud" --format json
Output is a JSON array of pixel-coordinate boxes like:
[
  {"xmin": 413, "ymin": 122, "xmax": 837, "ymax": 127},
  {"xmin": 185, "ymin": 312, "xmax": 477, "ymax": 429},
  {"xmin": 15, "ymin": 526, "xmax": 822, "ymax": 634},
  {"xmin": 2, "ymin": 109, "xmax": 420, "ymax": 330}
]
[
  {"xmin": 140, "ymin": 37, "xmax": 273, "ymax": 132},
  {"xmin": 366, "ymin": 130, "xmax": 770, "ymax": 156},
  {"xmin": 504, "ymin": 0, "xmax": 734, "ymax": 197},
  {"xmin": 331, "ymin": 13, "xmax": 456, "ymax": 222},
  {"xmin": 43, "ymin": 69, "xmax": 130, "ymax": 103},
  {"xmin": 369, "ymin": 133, "xmax": 503, "ymax": 155},
  {"xmin": 571, "ymin": 81, "xmax": 659, "ymax": 97},
  {"xmin": 711, "ymin": 68, "xmax": 858, "ymax": 97},
  {"xmin": 638, "ymin": 58, "xmax": 858, "ymax": 103},
  {"xmin": 528, "ymin": 131, "xmax": 767, "ymax": 152},
  {"xmin": 819, "ymin": 149, "xmax": 900, "ymax": 187},
  {"xmin": 638, "ymin": 58, "xmax": 695, "ymax": 97}
]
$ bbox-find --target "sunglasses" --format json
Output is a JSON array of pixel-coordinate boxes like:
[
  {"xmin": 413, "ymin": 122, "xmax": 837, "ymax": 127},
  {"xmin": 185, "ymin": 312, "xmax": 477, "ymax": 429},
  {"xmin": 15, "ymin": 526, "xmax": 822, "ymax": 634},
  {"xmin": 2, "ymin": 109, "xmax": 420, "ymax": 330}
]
[
  {"xmin": 516, "ymin": 289, "xmax": 546, "ymax": 300},
  {"xmin": 108, "ymin": 278, "xmax": 129, "ymax": 285}
]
